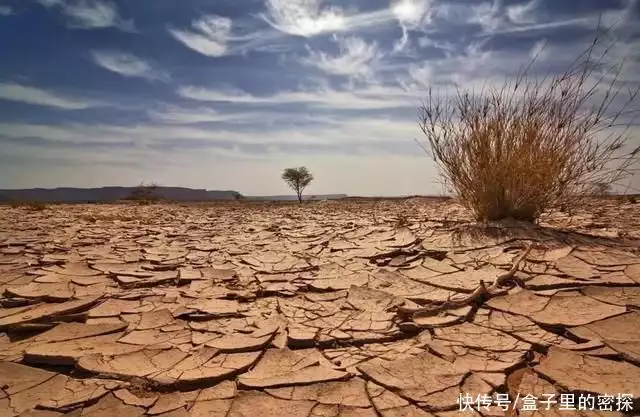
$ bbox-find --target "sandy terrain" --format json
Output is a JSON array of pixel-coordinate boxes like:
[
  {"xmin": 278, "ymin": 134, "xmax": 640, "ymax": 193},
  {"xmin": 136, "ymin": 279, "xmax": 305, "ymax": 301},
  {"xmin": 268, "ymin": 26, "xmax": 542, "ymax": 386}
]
[{"xmin": 0, "ymin": 198, "xmax": 638, "ymax": 416}]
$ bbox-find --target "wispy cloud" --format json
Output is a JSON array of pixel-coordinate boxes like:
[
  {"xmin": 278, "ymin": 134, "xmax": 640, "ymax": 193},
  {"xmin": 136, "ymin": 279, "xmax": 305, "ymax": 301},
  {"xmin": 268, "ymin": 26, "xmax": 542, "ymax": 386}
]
[
  {"xmin": 506, "ymin": 0, "xmax": 540, "ymax": 25},
  {"xmin": 172, "ymin": 2, "xmax": 406, "ymax": 58},
  {"xmin": 260, "ymin": 0, "xmax": 427, "ymax": 39},
  {"xmin": 92, "ymin": 50, "xmax": 169, "ymax": 81},
  {"xmin": 148, "ymin": 104, "xmax": 341, "ymax": 126},
  {"xmin": 0, "ymin": 121, "xmax": 318, "ymax": 146},
  {"xmin": 0, "ymin": 6, "xmax": 14, "ymax": 16},
  {"xmin": 262, "ymin": 0, "xmax": 347, "ymax": 37},
  {"xmin": 260, "ymin": 0, "xmax": 435, "ymax": 56},
  {"xmin": 177, "ymin": 83, "xmax": 419, "ymax": 110},
  {"xmin": 0, "ymin": 83, "xmax": 97, "ymax": 109},
  {"xmin": 148, "ymin": 105, "xmax": 260, "ymax": 124},
  {"xmin": 149, "ymin": 106, "xmax": 229, "ymax": 124},
  {"xmin": 391, "ymin": 0, "xmax": 431, "ymax": 28},
  {"xmin": 0, "ymin": 112, "xmax": 423, "ymax": 149},
  {"xmin": 454, "ymin": 0, "xmax": 610, "ymax": 37},
  {"xmin": 37, "ymin": 0, "xmax": 65, "ymax": 7},
  {"xmin": 41, "ymin": 0, "xmax": 133, "ymax": 30},
  {"xmin": 407, "ymin": 40, "xmax": 523, "ymax": 90},
  {"xmin": 5, "ymin": 0, "xmax": 639, "ymax": 195},
  {"xmin": 390, "ymin": 0, "xmax": 432, "ymax": 52},
  {"xmin": 166, "ymin": 0, "xmax": 427, "ymax": 60},
  {"xmin": 170, "ymin": 15, "xmax": 235, "ymax": 57},
  {"xmin": 302, "ymin": 36, "xmax": 383, "ymax": 80},
  {"xmin": 418, "ymin": 0, "xmax": 579, "ymax": 36}
]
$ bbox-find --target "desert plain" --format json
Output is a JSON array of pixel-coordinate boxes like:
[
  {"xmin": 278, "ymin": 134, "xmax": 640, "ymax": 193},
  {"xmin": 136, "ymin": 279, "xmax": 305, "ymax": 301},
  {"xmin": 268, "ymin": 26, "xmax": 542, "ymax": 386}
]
[{"xmin": 0, "ymin": 197, "xmax": 639, "ymax": 417}]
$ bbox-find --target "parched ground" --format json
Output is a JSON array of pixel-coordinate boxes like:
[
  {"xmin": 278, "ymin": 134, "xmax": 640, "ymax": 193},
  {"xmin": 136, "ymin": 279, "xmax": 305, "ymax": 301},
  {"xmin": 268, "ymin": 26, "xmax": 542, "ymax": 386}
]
[{"xmin": 0, "ymin": 198, "xmax": 639, "ymax": 417}]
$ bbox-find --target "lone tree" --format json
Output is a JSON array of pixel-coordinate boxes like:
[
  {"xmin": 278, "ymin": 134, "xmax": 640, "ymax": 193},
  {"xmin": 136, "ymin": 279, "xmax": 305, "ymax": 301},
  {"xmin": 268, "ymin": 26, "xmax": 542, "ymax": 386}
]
[
  {"xmin": 127, "ymin": 182, "xmax": 160, "ymax": 205},
  {"xmin": 282, "ymin": 167, "xmax": 314, "ymax": 203}
]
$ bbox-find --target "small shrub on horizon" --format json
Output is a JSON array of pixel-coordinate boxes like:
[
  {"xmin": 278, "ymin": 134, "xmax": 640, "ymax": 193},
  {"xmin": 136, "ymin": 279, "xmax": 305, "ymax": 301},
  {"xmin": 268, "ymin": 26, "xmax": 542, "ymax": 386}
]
[
  {"xmin": 418, "ymin": 29, "xmax": 639, "ymax": 222},
  {"xmin": 8, "ymin": 200, "xmax": 48, "ymax": 211},
  {"xmin": 618, "ymin": 194, "xmax": 638, "ymax": 204}
]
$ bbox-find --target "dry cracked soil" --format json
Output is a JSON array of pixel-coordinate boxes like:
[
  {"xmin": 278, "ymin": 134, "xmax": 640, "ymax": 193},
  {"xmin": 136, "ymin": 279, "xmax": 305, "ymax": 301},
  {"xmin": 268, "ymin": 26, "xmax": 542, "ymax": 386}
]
[{"xmin": 0, "ymin": 197, "xmax": 639, "ymax": 417}]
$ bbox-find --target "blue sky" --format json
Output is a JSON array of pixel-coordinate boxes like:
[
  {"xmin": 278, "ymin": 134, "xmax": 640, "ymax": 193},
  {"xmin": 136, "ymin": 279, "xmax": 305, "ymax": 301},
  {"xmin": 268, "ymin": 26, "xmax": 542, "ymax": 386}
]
[{"xmin": 0, "ymin": 0, "xmax": 638, "ymax": 196}]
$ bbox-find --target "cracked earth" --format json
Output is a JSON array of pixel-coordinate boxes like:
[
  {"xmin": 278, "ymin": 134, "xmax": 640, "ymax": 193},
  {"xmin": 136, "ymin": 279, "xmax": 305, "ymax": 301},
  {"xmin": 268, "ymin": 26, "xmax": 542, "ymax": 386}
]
[{"xmin": 0, "ymin": 198, "xmax": 638, "ymax": 417}]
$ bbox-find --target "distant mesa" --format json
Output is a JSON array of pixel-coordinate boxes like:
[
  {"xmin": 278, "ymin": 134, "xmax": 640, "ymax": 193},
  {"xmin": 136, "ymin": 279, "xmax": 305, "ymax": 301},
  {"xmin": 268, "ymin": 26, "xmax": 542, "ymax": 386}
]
[
  {"xmin": 0, "ymin": 187, "xmax": 348, "ymax": 203},
  {"xmin": 0, "ymin": 187, "xmax": 243, "ymax": 203}
]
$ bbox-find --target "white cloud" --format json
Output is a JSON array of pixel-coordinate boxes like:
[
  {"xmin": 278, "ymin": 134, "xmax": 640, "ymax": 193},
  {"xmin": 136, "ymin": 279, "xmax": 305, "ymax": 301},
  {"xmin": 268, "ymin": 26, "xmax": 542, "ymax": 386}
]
[
  {"xmin": 482, "ymin": 17, "xmax": 593, "ymax": 36},
  {"xmin": 260, "ymin": 0, "xmax": 430, "ymax": 40},
  {"xmin": 200, "ymin": 0, "xmax": 430, "ymax": 57},
  {"xmin": 423, "ymin": 1, "xmax": 506, "ymax": 33},
  {"xmin": 392, "ymin": 26, "xmax": 410, "ymax": 53},
  {"xmin": 0, "ymin": 83, "xmax": 96, "ymax": 109},
  {"xmin": 416, "ymin": 36, "xmax": 456, "ymax": 56},
  {"xmin": 262, "ymin": 0, "xmax": 346, "ymax": 37},
  {"xmin": 529, "ymin": 38, "xmax": 548, "ymax": 60},
  {"xmin": 177, "ymin": 83, "xmax": 420, "ymax": 110},
  {"xmin": 92, "ymin": 51, "xmax": 169, "ymax": 82},
  {"xmin": 177, "ymin": 87, "xmax": 267, "ymax": 104},
  {"xmin": 149, "ymin": 106, "xmax": 231, "ymax": 124},
  {"xmin": 425, "ymin": 0, "xmax": 626, "ymax": 39},
  {"xmin": 0, "ymin": 6, "xmax": 14, "ymax": 16},
  {"xmin": 457, "ymin": 0, "xmax": 606, "ymax": 37},
  {"xmin": 506, "ymin": 0, "xmax": 540, "ymax": 25},
  {"xmin": 64, "ymin": 0, "xmax": 119, "ymax": 28},
  {"xmin": 408, "ymin": 64, "xmax": 434, "ymax": 87},
  {"xmin": 41, "ymin": 0, "xmax": 133, "ymax": 30},
  {"xmin": 37, "ymin": 0, "xmax": 65, "ymax": 7},
  {"xmin": 302, "ymin": 36, "xmax": 383, "ymax": 80},
  {"xmin": 169, "ymin": 14, "xmax": 296, "ymax": 57},
  {"xmin": 387, "ymin": 0, "xmax": 432, "ymax": 53},
  {"xmin": 170, "ymin": 15, "xmax": 233, "ymax": 57},
  {"xmin": 0, "ymin": 121, "xmax": 317, "ymax": 147},
  {"xmin": 0, "ymin": 102, "xmax": 423, "ymax": 146},
  {"xmin": 147, "ymin": 106, "xmax": 276, "ymax": 124},
  {"xmin": 407, "ymin": 40, "xmax": 498, "ymax": 89},
  {"xmin": 391, "ymin": 0, "xmax": 431, "ymax": 28}
]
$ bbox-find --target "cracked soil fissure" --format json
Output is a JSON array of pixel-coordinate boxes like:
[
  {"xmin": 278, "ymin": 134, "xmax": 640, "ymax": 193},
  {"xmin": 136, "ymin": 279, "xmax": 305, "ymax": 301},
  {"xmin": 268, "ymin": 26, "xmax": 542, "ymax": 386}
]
[{"xmin": 1, "ymin": 199, "xmax": 639, "ymax": 416}]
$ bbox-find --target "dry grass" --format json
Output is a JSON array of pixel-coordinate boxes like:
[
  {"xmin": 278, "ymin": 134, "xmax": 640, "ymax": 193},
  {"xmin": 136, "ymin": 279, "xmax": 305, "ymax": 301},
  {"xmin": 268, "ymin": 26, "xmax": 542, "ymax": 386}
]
[
  {"xmin": 8, "ymin": 200, "xmax": 48, "ymax": 211},
  {"xmin": 419, "ymin": 30, "xmax": 639, "ymax": 222}
]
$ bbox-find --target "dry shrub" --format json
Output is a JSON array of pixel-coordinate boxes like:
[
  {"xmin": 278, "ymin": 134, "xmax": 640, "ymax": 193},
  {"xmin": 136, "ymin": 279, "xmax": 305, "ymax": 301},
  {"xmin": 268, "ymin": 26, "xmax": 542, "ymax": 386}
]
[
  {"xmin": 395, "ymin": 213, "xmax": 410, "ymax": 228},
  {"xmin": 8, "ymin": 200, "xmax": 48, "ymax": 211},
  {"xmin": 126, "ymin": 182, "xmax": 160, "ymax": 205},
  {"xmin": 419, "ymin": 31, "xmax": 639, "ymax": 222}
]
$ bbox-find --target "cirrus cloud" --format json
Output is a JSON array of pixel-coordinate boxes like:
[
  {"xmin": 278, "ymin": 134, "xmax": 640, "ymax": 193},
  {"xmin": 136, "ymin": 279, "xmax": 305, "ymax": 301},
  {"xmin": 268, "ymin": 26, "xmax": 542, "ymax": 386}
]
[
  {"xmin": 0, "ymin": 5, "xmax": 14, "ymax": 16},
  {"xmin": 170, "ymin": 15, "xmax": 234, "ymax": 57},
  {"xmin": 302, "ymin": 36, "xmax": 383, "ymax": 80},
  {"xmin": 39, "ymin": 0, "xmax": 134, "ymax": 31},
  {"xmin": 262, "ymin": 0, "xmax": 347, "ymax": 37},
  {"xmin": 91, "ymin": 51, "xmax": 170, "ymax": 82},
  {"xmin": 0, "ymin": 83, "xmax": 99, "ymax": 110}
]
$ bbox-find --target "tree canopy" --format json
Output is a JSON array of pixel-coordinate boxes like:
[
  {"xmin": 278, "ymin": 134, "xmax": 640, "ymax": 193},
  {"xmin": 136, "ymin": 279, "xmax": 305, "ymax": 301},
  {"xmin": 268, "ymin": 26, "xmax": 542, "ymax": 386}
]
[{"xmin": 281, "ymin": 167, "xmax": 314, "ymax": 203}]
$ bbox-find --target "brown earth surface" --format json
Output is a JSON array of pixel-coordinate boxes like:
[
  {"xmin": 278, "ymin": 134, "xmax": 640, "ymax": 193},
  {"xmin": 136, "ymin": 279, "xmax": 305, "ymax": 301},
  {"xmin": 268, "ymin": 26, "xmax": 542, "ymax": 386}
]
[{"xmin": 0, "ymin": 198, "xmax": 638, "ymax": 416}]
